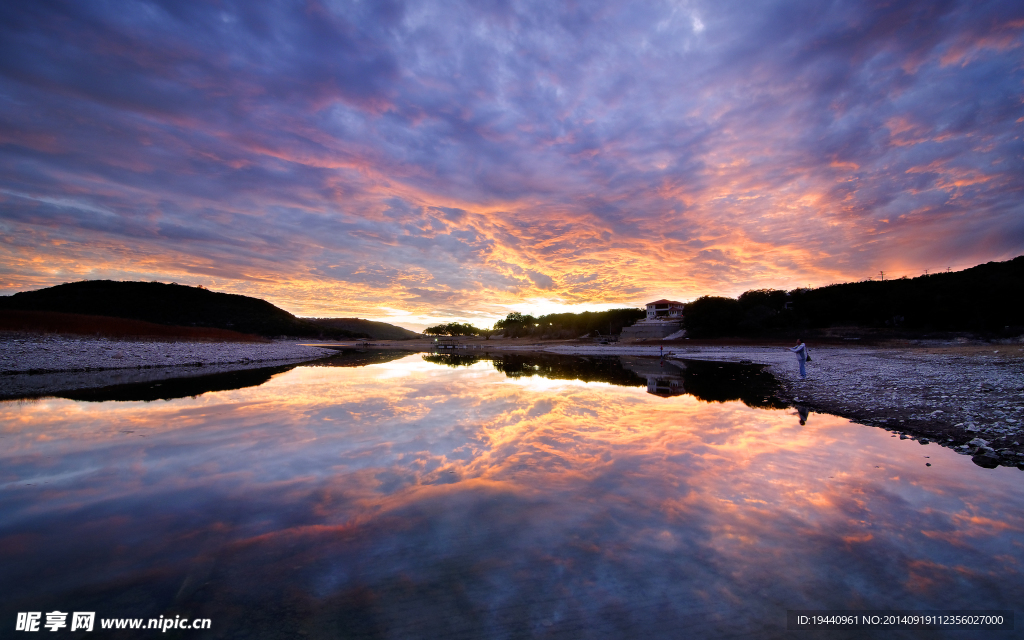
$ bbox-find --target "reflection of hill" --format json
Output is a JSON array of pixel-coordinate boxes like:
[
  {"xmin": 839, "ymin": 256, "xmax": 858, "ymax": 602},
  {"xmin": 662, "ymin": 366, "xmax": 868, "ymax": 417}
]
[
  {"xmin": 420, "ymin": 352, "xmax": 785, "ymax": 408},
  {"xmin": 494, "ymin": 353, "xmax": 646, "ymax": 387},
  {"xmin": 424, "ymin": 352, "xmax": 646, "ymax": 387},
  {"xmin": 56, "ymin": 351, "xmax": 412, "ymax": 402},
  {"xmin": 306, "ymin": 349, "xmax": 414, "ymax": 368},
  {"xmin": 667, "ymin": 359, "xmax": 786, "ymax": 409},
  {"xmin": 618, "ymin": 356, "xmax": 687, "ymax": 397},
  {"xmin": 58, "ymin": 364, "xmax": 298, "ymax": 402}
]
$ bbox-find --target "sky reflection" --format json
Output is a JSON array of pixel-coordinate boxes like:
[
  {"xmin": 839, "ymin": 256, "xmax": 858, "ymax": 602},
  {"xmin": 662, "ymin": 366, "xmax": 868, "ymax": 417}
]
[{"xmin": 1, "ymin": 355, "xmax": 1021, "ymax": 637}]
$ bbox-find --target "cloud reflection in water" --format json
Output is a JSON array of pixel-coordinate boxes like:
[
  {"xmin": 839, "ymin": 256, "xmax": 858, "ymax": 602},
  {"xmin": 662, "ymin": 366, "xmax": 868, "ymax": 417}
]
[{"xmin": 0, "ymin": 354, "xmax": 1021, "ymax": 637}]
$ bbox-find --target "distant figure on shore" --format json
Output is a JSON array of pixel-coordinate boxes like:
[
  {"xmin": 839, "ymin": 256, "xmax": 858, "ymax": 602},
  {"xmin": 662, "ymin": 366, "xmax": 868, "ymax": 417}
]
[
  {"xmin": 796, "ymin": 405, "xmax": 809, "ymax": 425},
  {"xmin": 789, "ymin": 337, "xmax": 808, "ymax": 379}
]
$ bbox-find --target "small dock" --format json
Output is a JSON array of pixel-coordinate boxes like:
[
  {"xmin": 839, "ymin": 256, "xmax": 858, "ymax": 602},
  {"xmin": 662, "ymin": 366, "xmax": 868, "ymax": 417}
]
[{"xmin": 433, "ymin": 338, "xmax": 463, "ymax": 350}]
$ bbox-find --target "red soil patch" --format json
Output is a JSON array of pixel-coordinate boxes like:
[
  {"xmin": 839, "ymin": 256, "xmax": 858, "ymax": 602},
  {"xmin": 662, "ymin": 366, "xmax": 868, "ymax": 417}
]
[{"xmin": 0, "ymin": 310, "xmax": 267, "ymax": 342}]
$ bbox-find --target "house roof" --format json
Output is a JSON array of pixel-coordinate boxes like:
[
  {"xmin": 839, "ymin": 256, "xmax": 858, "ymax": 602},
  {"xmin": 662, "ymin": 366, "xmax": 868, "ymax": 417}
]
[{"xmin": 647, "ymin": 299, "xmax": 684, "ymax": 305}]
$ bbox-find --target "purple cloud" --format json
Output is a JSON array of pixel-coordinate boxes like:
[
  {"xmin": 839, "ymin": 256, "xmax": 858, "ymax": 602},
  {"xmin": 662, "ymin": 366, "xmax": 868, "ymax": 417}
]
[{"xmin": 0, "ymin": 0, "xmax": 1021, "ymax": 322}]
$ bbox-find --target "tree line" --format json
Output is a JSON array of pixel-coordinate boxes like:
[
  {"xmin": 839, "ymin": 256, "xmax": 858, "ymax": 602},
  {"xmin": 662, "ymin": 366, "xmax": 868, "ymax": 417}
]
[
  {"xmin": 425, "ymin": 308, "xmax": 645, "ymax": 338},
  {"xmin": 683, "ymin": 256, "xmax": 1023, "ymax": 337},
  {"xmin": 423, "ymin": 322, "xmax": 481, "ymax": 336},
  {"xmin": 427, "ymin": 256, "xmax": 1022, "ymax": 339}
]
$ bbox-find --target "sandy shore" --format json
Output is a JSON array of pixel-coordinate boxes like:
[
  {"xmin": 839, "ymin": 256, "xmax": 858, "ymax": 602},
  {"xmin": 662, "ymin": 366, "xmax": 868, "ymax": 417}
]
[{"xmin": 4, "ymin": 334, "xmax": 1022, "ymax": 468}]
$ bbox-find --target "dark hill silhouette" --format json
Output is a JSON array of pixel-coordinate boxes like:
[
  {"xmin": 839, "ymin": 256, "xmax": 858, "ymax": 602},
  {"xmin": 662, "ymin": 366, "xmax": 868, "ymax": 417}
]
[
  {"xmin": 683, "ymin": 255, "xmax": 1024, "ymax": 338},
  {"xmin": 307, "ymin": 317, "xmax": 421, "ymax": 340},
  {"xmin": 0, "ymin": 280, "xmax": 370, "ymax": 339},
  {"xmin": 0, "ymin": 309, "xmax": 266, "ymax": 341}
]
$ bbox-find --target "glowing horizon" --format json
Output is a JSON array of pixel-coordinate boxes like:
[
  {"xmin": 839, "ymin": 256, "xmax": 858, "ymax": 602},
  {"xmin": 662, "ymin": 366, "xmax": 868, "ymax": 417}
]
[{"xmin": 1, "ymin": 1, "xmax": 1022, "ymax": 331}]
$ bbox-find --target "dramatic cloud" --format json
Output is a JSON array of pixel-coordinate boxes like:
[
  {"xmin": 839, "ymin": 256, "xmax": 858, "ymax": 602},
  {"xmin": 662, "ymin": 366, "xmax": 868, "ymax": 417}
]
[{"xmin": 1, "ymin": 0, "xmax": 1022, "ymax": 326}]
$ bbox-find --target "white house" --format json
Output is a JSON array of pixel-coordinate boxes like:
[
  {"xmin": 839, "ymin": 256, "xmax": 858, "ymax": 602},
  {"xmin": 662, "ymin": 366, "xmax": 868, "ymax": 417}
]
[
  {"xmin": 620, "ymin": 299, "xmax": 686, "ymax": 340},
  {"xmin": 645, "ymin": 299, "xmax": 685, "ymax": 321}
]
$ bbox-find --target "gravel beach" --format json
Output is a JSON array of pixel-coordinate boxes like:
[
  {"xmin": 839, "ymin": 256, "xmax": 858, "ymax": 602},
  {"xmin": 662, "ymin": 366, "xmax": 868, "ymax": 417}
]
[
  {"xmin": 0, "ymin": 334, "xmax": 336, "ymax": 399},
  {"xmin": 545, "ymin": 342, "xmax": 1024, "ymax": 469}
]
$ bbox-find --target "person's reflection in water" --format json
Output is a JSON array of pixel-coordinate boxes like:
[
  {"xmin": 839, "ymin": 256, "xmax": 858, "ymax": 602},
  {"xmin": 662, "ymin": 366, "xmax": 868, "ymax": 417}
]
[{"xmin": 796, "ymin": 405, "xmax": 810, "ymax": 425}]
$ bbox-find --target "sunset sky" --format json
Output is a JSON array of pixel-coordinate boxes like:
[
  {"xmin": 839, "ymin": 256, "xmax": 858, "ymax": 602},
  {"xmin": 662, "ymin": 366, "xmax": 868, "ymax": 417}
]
[{"xmin": 1, "ymin": 0, "xmax": 1022, "ymax": 330}]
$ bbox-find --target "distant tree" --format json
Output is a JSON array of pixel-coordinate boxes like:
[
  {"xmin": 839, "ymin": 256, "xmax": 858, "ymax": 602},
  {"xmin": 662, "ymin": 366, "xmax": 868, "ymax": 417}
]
[
  {"xmin": 488, "ymin": 308, "xmax": 645, "ymax": 339},
  {"xmin": 738, "ymin": 289, "xmax": 788, "ymax": 310},
  {"xmin": 454, "ymin": 323, "xmax": 480, "ymax": 336},
  {"xmin": 493, "ymin": 312, "xmax": 537, "ymax": 337},
  {"xmin": 737, "ymin": 289, "xmax": 790, "ymax": 333},
  {"xmin": 424, "ymin": 322, "xmax": 480, "ymax": 336},
  {"xmin": 683, "ymin": 296, "xmax": 744, "ymax": 337},
  {"xmin": 535, "ymin": 308, "xmax": 645, "ymax": 338},
  {"xmin": 494, "ymin": 312, "xmax": 533, "ymax": 328}
]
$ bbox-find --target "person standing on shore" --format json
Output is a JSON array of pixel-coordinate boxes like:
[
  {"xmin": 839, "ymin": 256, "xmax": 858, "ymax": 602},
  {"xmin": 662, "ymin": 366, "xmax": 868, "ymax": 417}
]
[{"xmin": 789, "ymin": 337, "xmax": 809, "ymax": 379}]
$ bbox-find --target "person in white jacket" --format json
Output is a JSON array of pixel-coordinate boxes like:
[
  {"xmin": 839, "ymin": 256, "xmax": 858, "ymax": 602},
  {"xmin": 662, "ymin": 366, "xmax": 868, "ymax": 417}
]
[{"xmin": 789, "ymin": 338, "xmax": 808, "ymax": 379}]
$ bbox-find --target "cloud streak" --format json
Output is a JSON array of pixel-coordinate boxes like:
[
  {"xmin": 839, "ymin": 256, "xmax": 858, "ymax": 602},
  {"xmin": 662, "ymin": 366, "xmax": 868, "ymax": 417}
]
[{"xmin": 0, "ymin": 0, "xmax": 1021, "ymax": 325}]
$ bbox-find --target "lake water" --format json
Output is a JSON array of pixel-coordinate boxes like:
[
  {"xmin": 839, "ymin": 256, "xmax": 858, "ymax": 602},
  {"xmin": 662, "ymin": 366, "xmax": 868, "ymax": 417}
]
[{"xmin": 1, "ymin": 352, "xmax": 1021, "ymax": 638}]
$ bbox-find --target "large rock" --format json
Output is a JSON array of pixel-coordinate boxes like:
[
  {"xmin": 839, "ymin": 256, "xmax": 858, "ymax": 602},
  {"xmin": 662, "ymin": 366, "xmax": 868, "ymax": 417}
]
[{"xmin": 972, "ymin": 453, "xmax": 1000, "ymax": 469}]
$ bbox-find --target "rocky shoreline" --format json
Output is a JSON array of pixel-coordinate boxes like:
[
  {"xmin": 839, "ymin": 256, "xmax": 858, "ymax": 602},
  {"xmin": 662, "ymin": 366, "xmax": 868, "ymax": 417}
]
[
  {"xmin": 0, "ymin": 334, "xmax": 337, "ymax": 399},
  {"xmin": 542, "ymin": 342, "xmax": 1024, "ymax": 469}
]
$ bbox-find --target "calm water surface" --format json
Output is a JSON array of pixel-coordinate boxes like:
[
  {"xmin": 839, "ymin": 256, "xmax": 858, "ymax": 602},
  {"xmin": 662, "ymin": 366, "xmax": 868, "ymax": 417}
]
[{"xmin": 1, "ymin": 353, "xmax": 1021, "ymax": 639}]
